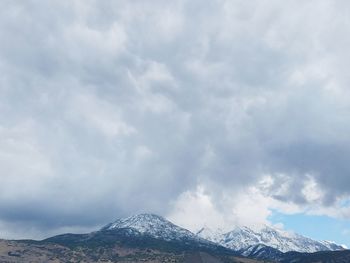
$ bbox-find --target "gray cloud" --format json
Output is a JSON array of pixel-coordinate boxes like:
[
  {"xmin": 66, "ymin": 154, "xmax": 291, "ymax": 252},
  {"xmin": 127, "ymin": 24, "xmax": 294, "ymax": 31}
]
[{"xmin": 1, "ymin": 0, "xmax": 350, "ymax": 238}]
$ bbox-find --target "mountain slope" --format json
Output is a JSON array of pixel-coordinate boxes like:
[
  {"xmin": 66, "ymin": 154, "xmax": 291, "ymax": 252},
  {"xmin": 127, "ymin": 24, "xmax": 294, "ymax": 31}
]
[{"xmin": 197, "ymin": 225, "xmax": 344, "ymax": 253}]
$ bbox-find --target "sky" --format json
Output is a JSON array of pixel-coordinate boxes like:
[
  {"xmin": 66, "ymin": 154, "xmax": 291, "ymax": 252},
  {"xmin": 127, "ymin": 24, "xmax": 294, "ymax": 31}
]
[{"xmin": 1, "ymin": 0, "xmax": 350, "ymax": 246}]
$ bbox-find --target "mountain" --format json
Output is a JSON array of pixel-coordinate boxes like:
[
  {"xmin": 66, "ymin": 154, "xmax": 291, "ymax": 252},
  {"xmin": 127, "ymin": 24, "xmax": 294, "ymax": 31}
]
[
  {"xmin": 35, "ymin": 213, "xmax": 244, "ymax": 262},
  {"xmin": 45, "ymin": 214, "xmax": 236, "ymax": 255},
  {"xmin": 101, "ymin": 213, "xmax": 207, "ymax": 243},
  {"xmin": 197, "ymin": 225, "xmax": 345, "ymax": 253}
]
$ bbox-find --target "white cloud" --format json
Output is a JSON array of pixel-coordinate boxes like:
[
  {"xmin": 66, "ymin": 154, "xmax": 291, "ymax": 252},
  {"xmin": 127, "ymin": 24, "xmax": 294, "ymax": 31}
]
[
  {"xmin": 1, "ymin": 0, "xmax": 350, "ymax": 238},
  {"xmin": 167, "ymin": 181, "xmax": 286, "ymax": 232},
  {"xmin": 167, "ymin": 186, "xmax": 231, "ymax": 232}
]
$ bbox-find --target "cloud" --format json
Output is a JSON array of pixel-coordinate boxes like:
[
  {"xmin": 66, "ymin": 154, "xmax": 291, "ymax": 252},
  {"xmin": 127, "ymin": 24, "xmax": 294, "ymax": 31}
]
[
  {"xmin": 167, "ymin": 185, "xmax": 272, "ymax": 232},
  {"xmin": 1, "ymin": 0, "xmax": 350, "ymax": 238},
  {"xmin": 68, "ymin": 93, "xmax": 137, "ymax": 137}
]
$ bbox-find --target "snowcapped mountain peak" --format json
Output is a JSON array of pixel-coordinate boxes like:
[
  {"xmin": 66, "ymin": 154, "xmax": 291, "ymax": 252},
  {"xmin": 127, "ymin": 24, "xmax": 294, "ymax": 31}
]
[
  {"xmin": 103, "ymin": 213, "xmax": 167, "ymax": 231},
  {"xmin": 102, "ymin": 213, "xmax": 204, "ymax": 242},
  {"xmin": 197, "ymin": 224, "xmax": 345, "ymax": 253}
]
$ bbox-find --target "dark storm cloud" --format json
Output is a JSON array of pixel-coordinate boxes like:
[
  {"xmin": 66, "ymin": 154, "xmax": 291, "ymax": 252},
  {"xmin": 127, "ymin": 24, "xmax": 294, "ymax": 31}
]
[{"xmin": 1, "ymin": 0, "xmax": 350, "ymax": 238}]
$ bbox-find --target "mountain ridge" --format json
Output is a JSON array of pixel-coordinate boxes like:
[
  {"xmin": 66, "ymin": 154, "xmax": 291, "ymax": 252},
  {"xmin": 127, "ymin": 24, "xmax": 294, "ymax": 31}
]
[
  {"xmin": 102, "ymin": 213, "xmax": 345, "ymax": 254},
  {"xmin": 196, "ymin": 223, "xmax": 345, "ymax": 253}
]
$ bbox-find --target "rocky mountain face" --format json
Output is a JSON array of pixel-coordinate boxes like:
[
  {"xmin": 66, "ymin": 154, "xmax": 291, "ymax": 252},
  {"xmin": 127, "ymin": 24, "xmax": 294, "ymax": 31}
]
[{"xmin": 196, "ymin": 225, "xmax": 344, "ymax": 253}]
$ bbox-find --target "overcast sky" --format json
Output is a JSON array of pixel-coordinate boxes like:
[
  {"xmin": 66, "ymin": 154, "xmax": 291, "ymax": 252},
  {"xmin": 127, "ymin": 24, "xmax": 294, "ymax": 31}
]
[{"xmin": 1, "ymin": 0, "xmax": 350, "ymax": 245}]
